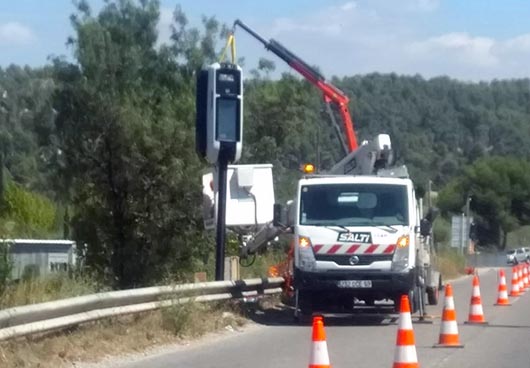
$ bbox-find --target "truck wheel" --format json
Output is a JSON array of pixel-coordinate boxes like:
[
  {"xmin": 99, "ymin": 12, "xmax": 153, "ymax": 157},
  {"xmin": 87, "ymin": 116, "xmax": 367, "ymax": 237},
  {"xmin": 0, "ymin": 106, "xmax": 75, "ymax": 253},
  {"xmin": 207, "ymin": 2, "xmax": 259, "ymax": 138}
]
[
  {"xmin": 427, "ymin": 286, "xmax": 439, "ymax": 305},
  {"xmin": 393, "ymin": 287, "xmax": 420, "ymax": 314},
  {"xmin": 392, "ymin": 292, "xmax": 414, "ymax": 313},
  {"xmin": 393, "ymin": 291, "xmax": 417, "ymax": 313}
]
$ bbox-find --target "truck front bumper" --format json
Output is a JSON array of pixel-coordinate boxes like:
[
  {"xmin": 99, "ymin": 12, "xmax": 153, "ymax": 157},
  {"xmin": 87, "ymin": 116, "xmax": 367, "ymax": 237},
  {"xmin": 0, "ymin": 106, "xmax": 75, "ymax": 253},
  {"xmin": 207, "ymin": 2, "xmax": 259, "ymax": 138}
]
[{"xmin": 294, "ymin": 267, "xmax": 415, "ymax": 296}]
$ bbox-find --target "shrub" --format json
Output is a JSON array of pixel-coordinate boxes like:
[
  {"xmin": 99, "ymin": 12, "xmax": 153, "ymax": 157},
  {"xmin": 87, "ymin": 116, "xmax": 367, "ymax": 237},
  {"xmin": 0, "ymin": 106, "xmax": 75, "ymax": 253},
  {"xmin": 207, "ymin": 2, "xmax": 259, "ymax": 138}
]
[
  {"xmin": 1, "ymin": 182, "xmax": 58, "ymax": 237},
  {"xmin": 0, "ymin": 240, "xmax": 11, "ymax": 294}
]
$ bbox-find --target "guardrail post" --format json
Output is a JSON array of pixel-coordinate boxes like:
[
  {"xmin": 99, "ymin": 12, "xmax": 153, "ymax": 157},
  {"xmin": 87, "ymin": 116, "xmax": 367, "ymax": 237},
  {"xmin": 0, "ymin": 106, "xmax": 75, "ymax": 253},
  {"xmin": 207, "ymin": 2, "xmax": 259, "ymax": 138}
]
[{"xmin": 224, "ymin": 256, "xmax": 240, "ymax": 280}]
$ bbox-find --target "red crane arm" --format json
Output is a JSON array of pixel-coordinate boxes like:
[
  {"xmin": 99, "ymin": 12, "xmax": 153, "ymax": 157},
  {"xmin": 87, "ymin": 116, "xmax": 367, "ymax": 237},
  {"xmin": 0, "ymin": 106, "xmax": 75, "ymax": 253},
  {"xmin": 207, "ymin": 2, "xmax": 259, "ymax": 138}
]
[{"xmin": 234, "ymin": 19, "xmax": 359, "ymax": 152}]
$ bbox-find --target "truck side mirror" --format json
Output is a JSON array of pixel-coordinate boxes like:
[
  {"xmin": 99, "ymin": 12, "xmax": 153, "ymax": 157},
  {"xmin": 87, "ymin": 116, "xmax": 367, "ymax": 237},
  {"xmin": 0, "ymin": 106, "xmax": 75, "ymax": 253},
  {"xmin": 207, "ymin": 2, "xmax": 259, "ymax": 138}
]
[
  {"xmin": 420, "ymin": 218, "xmax": 432, "ymax": 237},
  {"xmin": 273, "ymin": 203, "xmax": 283, "ymax": 227}
]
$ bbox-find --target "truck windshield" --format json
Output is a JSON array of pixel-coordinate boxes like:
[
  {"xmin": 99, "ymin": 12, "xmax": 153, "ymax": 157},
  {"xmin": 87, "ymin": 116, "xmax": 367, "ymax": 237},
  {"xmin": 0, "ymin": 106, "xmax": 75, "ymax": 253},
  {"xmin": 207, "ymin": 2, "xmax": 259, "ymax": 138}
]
[{"xmin": 299, "ymin": 183, "xmax": 409, "ymax": 226}]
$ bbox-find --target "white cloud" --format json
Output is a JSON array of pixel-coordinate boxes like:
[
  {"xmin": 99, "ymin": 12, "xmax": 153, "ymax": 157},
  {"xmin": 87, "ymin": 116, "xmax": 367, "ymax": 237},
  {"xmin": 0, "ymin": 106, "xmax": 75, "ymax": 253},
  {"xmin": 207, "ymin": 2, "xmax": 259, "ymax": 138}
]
[
  {"xmin": 251, "ymin": 1, "xmax": 530, "ymax": 81},
  {"xmin": 501, "ymin": 33, "xmax": 530, "ymax": 53},
  {"xmin": 0, "ymin": 22, "xmax": 35, "ymax": 45},
  {"xmin": 408, "ymin": 33, "xmax": 498, "ymax": 67},
  {"xmin": 341, "ymin": 2, "xmax": 358, "ymax": 11}
]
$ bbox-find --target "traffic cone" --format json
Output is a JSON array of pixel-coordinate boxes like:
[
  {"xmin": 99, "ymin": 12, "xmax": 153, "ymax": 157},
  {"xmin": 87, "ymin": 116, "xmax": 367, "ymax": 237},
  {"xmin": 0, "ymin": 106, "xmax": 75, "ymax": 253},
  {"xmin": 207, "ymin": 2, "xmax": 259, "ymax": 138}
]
[
  {"xmin": 434, "ymin": 284, "xmax": 464, "ymax": 348},
  {"xmin": 510, "ymin": 267, "xmax": 521, "ymax": 297},
  {"xmin": 393, "ymin": 295, "xmax": 419, "ymax": 368},
  {"xmin": 523, "ymin": 263, "xmax": 530, "ymax": 290},
  {"xmin": 518, "ymin": 266, "xmax": 525, "ymax": 292},
  {"xmin": 465, "ymin": 275, "xmax": 488, "ymax": 324},
  {"xmin": 495, "ymin": 269, "xmax": 511, "ymax": 306},
  {"xmin": 308, "ymin": 316, "xmax": 331, "ymax": 368}
]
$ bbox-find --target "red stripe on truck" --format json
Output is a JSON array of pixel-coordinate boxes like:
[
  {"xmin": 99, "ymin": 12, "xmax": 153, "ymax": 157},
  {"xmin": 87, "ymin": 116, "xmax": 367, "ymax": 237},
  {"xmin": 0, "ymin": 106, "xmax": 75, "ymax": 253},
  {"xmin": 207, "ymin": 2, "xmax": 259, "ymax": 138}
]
[
  {"xmin": 383, "ymin": 244, "xmax": 395, "ymax": 254},
  {"xmin": 365, "ymin": 244, "xmax": 379, "ymax": 254},
  {"xmin": 346, "ymin": 244, "xmax": 361, "ymax": 254},
  {"xmin": 312, "ymin": 244, "xmax": 323, "ymax": 253},
  {"xmin": 328, "ymin": 244, "xmax": 341, "ymax": 254},
  {"xmin": 312, "ymin": 243, "xmax": 396, "ymax": 254}
]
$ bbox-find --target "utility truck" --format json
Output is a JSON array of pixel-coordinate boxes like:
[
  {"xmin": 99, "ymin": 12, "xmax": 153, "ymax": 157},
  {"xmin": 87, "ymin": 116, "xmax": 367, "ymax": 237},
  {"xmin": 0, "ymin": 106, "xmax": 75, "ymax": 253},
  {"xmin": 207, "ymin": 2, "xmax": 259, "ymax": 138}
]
[{"xmin": 201, "ymin": 20, "xmax": 440, "ymax": 319}]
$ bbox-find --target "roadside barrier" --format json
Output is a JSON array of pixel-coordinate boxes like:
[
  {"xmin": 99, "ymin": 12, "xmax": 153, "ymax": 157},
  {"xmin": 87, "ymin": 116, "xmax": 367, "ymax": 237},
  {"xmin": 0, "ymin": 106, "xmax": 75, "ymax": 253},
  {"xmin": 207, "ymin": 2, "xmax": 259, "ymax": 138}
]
[
  {"xmin": 518, "ymin": 266, "xmax": 525, "ymax": 292},
  {"xmin": 494, "ymin": 269, "xmax": 511, "ymax": 306},
  {"xmin": 510, "ymin": 267, "xmax": 521, "ymax": 297},
  {"xmin": 434, "ymin": 284, "xmax": 464, "ymax": 348},
  {"xmin": 0, "ymin": 277, "xmax": 284, "ymax": 342},
  {"xmin": 523, "ymin": 263, "xmax": 530, "ymax": 290},
  {"xmin": 465, "ymin": 275, "xmax": 488, "ymax": 324},
  {"xmin": 308, "ymin": 316, "xmax": 331, "ymax": 368},
  {"xmin": 393, "ymin": 295, "xmax": 419, "ymax": 368}
]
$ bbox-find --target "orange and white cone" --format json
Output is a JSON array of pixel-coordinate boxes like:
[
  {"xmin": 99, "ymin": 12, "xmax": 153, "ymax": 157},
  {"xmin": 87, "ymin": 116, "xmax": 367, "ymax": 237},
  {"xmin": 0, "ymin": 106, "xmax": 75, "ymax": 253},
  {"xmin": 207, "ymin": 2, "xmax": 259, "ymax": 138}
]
[
  {"xmin": 510, "ymin": 267, "xmax": 521, "ymax": 297},
  {"xmin": 523, "ymin": 263, "xmax": 530, "ymax": 290},
  {"xmin": 495, "ymin": 269, "xmax": 511, "ymax": 306},
  {"xmin": 434, "ymin": 284, "xmax": 464, "ymax": 348},
  {"xmin": 465, "ymin": 275, "xmax": 488, "ymax": 324},
  {"xmin": 518, "ymin": 266, "xmax": 525, "ymax": 292},
  {"xmin": 309, "ymin": 316, "xmax": 331, "ymax": 368},
  {"xmin": 393, "ymin": 295, "xmax": 419, "ymax": 368}
]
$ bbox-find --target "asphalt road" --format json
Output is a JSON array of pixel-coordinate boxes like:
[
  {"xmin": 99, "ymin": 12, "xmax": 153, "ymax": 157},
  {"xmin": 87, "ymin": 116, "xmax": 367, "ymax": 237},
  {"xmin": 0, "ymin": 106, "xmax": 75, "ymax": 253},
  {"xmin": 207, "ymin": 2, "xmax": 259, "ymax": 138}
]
[{"xmin": 115, "ymin": 267, "xmax": 530, "ymax": 368}]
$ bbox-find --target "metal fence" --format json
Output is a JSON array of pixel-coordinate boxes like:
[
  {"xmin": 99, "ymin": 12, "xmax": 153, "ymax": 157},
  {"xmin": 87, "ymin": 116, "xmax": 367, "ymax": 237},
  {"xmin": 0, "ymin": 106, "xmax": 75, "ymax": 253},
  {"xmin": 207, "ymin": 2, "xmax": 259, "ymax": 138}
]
[{"xmin": 0, "ymin": 277, "xmax": 284, "ymax": 341}]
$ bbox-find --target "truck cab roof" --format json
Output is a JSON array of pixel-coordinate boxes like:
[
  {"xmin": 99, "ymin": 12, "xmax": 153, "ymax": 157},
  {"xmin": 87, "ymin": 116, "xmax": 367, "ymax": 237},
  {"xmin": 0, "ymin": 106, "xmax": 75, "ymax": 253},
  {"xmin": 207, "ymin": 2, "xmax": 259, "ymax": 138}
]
[{"xmin": 299, "ymin": 175, "xmax": 412, "ymax": 186}]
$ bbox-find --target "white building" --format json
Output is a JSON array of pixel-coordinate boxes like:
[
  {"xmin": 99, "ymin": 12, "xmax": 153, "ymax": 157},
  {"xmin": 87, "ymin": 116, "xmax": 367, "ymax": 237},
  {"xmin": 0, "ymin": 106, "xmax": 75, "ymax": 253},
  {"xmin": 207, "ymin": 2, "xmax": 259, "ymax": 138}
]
[{"xmin": 2, "ymin": 239, "xmax": 76, "ymax": 279}]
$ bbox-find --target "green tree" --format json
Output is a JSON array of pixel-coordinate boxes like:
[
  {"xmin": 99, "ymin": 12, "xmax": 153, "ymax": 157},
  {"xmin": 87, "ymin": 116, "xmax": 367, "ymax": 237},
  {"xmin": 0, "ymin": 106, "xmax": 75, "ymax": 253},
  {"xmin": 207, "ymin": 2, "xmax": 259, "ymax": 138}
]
[
  {"xmin": 0, "ymin": 65, "xmax": 56, "ymax": 194},
  {"xmin": 242, "ymin": 73, "xmax": 342, "ymax": 202},
  {"xmin": 437, "ymin": 157, "xmax": 530, "ymax": 249},
  {"xmin": 53, "ymin": 0, "xmax": 224, "ymax": 287}
]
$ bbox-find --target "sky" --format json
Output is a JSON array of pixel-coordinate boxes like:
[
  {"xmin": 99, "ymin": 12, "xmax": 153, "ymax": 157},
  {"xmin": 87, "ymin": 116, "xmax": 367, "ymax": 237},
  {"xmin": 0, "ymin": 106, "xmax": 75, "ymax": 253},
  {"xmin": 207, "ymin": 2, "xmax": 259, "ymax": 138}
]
[{"xmin": 1, "ymin": 0, "xmax": 530, "ymax": 81}]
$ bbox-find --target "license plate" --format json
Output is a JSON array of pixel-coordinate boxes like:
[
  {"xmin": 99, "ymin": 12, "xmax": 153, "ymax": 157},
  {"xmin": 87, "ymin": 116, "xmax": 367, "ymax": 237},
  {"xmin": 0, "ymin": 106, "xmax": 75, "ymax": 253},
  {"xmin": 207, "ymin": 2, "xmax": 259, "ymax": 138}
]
[{"xmin": 337, "ymin": 280, "xmax": 372, "ymax": 288}]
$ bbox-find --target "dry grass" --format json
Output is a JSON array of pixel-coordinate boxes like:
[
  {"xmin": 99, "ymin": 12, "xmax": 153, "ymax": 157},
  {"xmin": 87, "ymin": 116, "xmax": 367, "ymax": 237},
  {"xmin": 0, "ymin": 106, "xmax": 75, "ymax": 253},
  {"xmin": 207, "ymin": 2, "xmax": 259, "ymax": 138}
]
[
  {"xmin": 0, "ymin": 273, "xmax": 103, "ymax": 309},
  {"xmin": 0, "ymin": 301, "xmax": 248, "ymax": 368},
  {"xmin": 436, "ymin": 247, "xmax": 466, "ymax": 280},
  {"xmin": 161, "ymin": 300, "xmax": 247, "ymax": 338},
  {"xmin": 0, "ymin": 313, "xmax": 172, "ymax": 368}
]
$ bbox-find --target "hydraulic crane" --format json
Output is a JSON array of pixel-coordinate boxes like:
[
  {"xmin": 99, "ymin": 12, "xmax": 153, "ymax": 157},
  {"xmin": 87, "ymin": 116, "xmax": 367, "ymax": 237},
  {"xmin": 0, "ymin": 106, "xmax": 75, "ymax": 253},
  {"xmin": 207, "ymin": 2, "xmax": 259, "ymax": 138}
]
[
  {"xmin": 233, "ymin": 19, "xmax": 359, "ymax": 154},
  {"xmin": 205, "ymin": 21, "xmax": 438, "ymax": 318},
  {"xmin": 233, "ymin": 20, "xmax": 394, "ymax": 260}
]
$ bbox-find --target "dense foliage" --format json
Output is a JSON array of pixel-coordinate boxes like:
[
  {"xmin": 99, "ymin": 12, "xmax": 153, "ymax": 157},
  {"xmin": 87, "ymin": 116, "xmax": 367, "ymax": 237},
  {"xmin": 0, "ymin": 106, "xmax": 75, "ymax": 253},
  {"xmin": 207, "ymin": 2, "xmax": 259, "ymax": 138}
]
[
  {"xmin": 437, "ymin": 157, "xmax": 530, "ymax": 248},
  {"xmin": 1, "ymin": 0, "xmax": 530, "ymax": 286},
  {"xmin": 335, "ymin": 75, "xmax": 530, "ymax": 188}
]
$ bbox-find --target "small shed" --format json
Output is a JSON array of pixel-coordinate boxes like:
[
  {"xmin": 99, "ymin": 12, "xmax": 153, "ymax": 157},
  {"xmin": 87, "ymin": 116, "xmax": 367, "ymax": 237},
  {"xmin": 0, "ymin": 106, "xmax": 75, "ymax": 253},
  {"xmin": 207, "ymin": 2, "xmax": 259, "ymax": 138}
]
[{"xmin": 2, "ymin": 239, "xmax": 77, "ymax": 280}]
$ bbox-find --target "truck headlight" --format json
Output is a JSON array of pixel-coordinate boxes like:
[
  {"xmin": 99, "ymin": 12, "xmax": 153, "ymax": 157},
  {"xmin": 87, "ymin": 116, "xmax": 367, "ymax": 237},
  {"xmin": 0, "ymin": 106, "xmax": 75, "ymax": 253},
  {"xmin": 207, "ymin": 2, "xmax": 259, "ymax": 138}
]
[
  {"xmin": 299, "ymin": 236, "xmax": 311, "ymax": 248},
  {"xmin": 298, "ymin": 236, "xmax": 316, "ymax": 271},
  {"xmin": 391, "ymin": 235, "xmax": 410, "ymax": 272}
]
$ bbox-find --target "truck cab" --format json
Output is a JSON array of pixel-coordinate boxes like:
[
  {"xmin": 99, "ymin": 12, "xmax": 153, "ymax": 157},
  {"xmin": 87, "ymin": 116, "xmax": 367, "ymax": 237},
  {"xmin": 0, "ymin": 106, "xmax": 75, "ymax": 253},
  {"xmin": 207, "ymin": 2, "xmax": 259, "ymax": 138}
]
[{"xmin": 291, "ymin": 174, "xmax": 438, "ymax": 317}]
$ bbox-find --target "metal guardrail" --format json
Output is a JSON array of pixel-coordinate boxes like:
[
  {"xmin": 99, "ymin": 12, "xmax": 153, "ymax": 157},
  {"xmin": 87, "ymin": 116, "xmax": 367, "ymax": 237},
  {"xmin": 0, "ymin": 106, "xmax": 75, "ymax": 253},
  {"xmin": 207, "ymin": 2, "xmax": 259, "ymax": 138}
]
[{"xmin": 0, "ymin": 277, "xmax": 284, "ymax": 342}]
